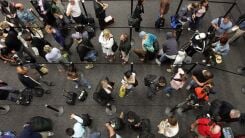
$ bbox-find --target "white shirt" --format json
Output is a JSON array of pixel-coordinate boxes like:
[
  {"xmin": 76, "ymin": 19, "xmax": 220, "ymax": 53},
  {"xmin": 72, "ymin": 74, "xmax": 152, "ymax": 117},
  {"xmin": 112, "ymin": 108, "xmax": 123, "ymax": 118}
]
[
  {"xmin": 66, "ymin": 0, "xmax": 82, "ymax": 17},
  {"xmin": 72, "ymin": 115, "xmax": 85, "ymax": 138},
  {"xmin": 158, "ymin": 119, "xmax": 179, "ymax": 137},
  {"xmin": 98, "ymin": 32, "xmax": 114, "ymax": 55},
  {"xmin": 45, "ymin": 48, "xmax": 62, "ymax": 63}
]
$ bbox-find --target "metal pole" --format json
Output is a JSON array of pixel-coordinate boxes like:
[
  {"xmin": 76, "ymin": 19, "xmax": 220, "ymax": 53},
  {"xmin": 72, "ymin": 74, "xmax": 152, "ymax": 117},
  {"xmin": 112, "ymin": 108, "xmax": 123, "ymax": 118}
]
[
  {"xmin": 223, "ymin": 0, "xmax": 237, "ymax": 17},
  {"xmin": 130, "ymin": 0, "xmax": 134, "ymax": 44},
  {"xmin": 131, "ymin": 0, "xmax": 134, "ymax": 16},
  {"xmin": 45, "ymin": 104, "xmax": 59, "ymax": 112},
  {"xmin": 175, "ymin": 0, "xmax": 184, "ymax": 16},
  {"xmin": 81, "ymin": 0, "xmax": 88, "ymax": 16},
  {"xmin": 130, "ymin": 62, "xmax": 134, "ymax": 72}
]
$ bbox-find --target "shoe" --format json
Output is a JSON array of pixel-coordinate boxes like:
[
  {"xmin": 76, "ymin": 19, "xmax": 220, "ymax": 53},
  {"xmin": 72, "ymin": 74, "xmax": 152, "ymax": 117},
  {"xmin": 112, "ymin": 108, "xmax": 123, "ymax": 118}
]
[
  {"xmin": 45, "ymin": 90, "xmax": 51, "ymax": 94},
  {"xmin": 155, "ymin": 58, "xmax": 161, "ymax": 65},
  {"xmin": 48, "ymin": 131, "xmax": 54, "ymax": 136},
  {"xmin": 75, "ymin": 85, "xmax": 79, "ymax": 89},
  {"xmin": 85, "ymin": 64, "xmax": 94, "ymax": 69},
  {"xmin": 166, "ymin": 93, "xmax": 170, "ymax": 97},
  {"xmin": 186, "ymin": 85, "xmax": 191, "ymax": 90},
  {"xmin": 87, "ymin": 85, "xmax": 92, "ymax": 89},
  {"xmin": 166, "ymin": 68, "xmax": 172, "ymax": 73}
]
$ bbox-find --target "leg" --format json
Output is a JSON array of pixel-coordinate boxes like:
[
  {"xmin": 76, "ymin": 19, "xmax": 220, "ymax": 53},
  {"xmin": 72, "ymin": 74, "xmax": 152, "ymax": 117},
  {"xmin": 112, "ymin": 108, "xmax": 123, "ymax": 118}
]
[
  {"xmin": 133, "ymin": 48, "xmax": 146, "ymax": 61},
  {"xmin": 79, "ymin": 73, "xmax": 92, "ymax": 89},
  {"xmin": 98, "ymin": 18, "xmax": 106, "ymax": 30},
  {"xmin": 163, "ymin": 86, "xmax": 174, "ymax": 97},
  {"xmin": 229, "ymin": 28, "xmax": 245, "ymax": 43},
  {"xmin": 147, "ymin": 87, "xmax": 155, "ymax": 99}
]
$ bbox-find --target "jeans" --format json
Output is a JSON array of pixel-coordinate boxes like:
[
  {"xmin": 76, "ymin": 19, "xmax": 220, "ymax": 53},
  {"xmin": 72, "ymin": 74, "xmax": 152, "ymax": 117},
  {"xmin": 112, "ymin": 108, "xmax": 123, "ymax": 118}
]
[
  {"xmin": 163, "ymin": 86, "xmax": 175, "ymax": 94},
  {"xmin": 73, "ymin": 74, "xmax": 91, "ymax": 88}
]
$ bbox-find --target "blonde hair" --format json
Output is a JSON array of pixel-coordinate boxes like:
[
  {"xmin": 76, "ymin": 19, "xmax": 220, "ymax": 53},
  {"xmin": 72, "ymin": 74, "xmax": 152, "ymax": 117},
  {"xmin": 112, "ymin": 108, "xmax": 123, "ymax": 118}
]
[
  {"xmin": 43, "ymin": 45, "xmax": 52, "ymax": 53},
  {"xmin": 0, "ymin": 21, "xmax": 10, "ymax": 30},
  {"xmin": 16, "ymin": 66, "xmax": 28, "ymax": 75},
  {"xmin": 103, "ymin": 29, "xmax": 111, "ymax": 39}
]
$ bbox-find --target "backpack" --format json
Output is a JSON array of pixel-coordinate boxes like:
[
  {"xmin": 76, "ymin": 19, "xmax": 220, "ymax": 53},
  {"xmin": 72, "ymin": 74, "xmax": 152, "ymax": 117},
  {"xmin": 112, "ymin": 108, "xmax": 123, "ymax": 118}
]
[
  {"xmin": 155, "ymin": 17, "xmax": 165, "ymax": 29},
  {"xmin": 81, "ymin": 114, "xmax": 92, "ymax": 127},
  {"xmin": 17, "ymin": 88, "xmax": 33, "ymax": 106},
  {"xmin": 110, "ymin": 117, "xmax": 124, "ymax": 130},
  {"xmin": 111, "ymin": 38, "xmax": 118, "ymax": 52},
  {"xmin": 30, "ymin": 116, "xmax": 53, "ymax": 132},
  {"xmin": 64, "ymin": 92, "xmax": 77, "ymax": 105},
  {"xmin": 78, "ymin": 90, "xmax": 88, "ymax": 102},
  {"xmin": 170, "ymin": 15, "xmax": 182, "ymax": 29},
  {"xmin": 208, "ymin": 16, "xmax": 222, "ymax": 33},
  {"xmin": 140, "ymin": 119, "xmax": 151, "ymax": 132},
  {"xmin": 85, "ymin": 25, "xmax": 96, "ymax": 39},
  {"xmin": 144, "ymin": 75, "xmax": 157, "ymax": 86}
]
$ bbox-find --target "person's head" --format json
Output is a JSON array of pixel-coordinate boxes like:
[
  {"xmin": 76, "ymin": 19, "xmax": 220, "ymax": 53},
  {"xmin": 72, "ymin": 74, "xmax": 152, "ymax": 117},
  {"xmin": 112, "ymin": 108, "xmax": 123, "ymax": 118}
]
[
  {"xmin": 103, "ymin": 29, "xmax": 111, "ymax": 40},
  {"xmin": 120, "ymin": 33, "xmax": 128, "ymax": 41},
  {"xmin": 210, "ymin": 124, "xmax": 221, "ymax": 134},
  {"xmin": 127, "ymin": 111, "xmax": 137, "ymax": 122},
  {"xmin": 223, "ymin": 16, "xmax": 230, "ymax": 24},
  {"xmin": 166, "ymin": 31, "xmax": 176, "ymax": 39},
  {"xmin": 200, "ymin": 0, "xmax": 209, "ymax": 7},
  {"xmin": 203, "ymin": 70, "xmax": 214, "ymax": 79},
  {"xmin": 137, "ymin": 0, "xmax": 144, "ymax": 5},
  {"xmin": 189, "ymin": 2, "xmax": 199, "ymax": 10},
  {"xmin": 139, "ymin": 31, "xmax": 147, "ymax": 39},
  {"xmin": 168, "ymin": 116, "xmax": 178, "ymax": 126},
  {"xmin": 45, "ymin": 25, "xmax": 53, "ymax": 34},
  {"xmin": 69, "ymin": 0, "xmax": 75, "ymax": 5},
  {"xmin": 16, "ymin": 66, "xmax": 28, "ymax": 75},
  {"xmin": 124, "ymin": 71, "xmax": 132, "ymax": 79},
  {"xmin": 14, "ymin": 3, "xmax": 24, "ymax": 11},
  {"xmin": 43, "ymin": 45, "xmax": 52, "ymax": 53},
  {"xmin": 22, "ymin": 31, "xmax": 32, "ymax": 42},
  {"xmin": 230, "ymin": 109, "xmax": 241, "ymax": 119},
  {"xmin": 219, "ymin": 36, "xmax": 228, "ymax": 45},
  {"xmin": 158, "ymin": 76, "xmax": 166, "ymax": 87},
  {"xmin": 65, "ymin": 128, "xmax": 74, "ymax": 136}
]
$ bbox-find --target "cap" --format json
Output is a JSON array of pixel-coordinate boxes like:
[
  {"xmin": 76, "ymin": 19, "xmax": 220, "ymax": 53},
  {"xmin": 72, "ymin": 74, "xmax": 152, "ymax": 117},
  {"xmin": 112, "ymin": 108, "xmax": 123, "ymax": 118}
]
[{"xmin": 139, "ymin": 31, "xmax": 146, "ymax": 39}]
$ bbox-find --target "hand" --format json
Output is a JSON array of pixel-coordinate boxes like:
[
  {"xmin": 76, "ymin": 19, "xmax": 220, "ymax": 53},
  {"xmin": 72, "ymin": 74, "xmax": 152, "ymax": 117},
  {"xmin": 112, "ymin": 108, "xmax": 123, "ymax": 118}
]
[
  {"xmin": 105, "ymin": 123, "xmax": 110, "ymax": 127},
  {"xmin": 29, "ymin": 8, "xmax": 33, "ymax": 12},
  {"xmin": 70, "ymin": 113, "xmax": 76, "ymax": 119},
  {"xmin": 59, "ymin": 15, "xmax": 63, "ymax": 19}
]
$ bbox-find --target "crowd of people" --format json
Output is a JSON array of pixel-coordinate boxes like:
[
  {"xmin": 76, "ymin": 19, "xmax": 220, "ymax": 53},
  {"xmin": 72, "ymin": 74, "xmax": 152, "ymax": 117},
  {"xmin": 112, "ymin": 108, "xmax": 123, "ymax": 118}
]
[{"xmin": 0, "ymin": 0, "xmax": 245, "ymax": 137}]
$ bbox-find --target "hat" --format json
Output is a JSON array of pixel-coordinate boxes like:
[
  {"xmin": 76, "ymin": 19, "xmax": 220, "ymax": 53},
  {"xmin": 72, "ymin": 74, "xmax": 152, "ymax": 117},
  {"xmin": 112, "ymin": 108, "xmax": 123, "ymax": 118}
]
[{"xmin": 139, "ymin": 31, "xmax": 146, "ymax": 39}]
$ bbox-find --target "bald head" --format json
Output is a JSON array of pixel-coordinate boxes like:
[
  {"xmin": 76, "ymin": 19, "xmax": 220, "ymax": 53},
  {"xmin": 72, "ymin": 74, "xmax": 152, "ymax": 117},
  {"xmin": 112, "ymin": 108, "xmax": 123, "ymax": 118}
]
[
  {"xmin": 211, "ymin": 125, "xmax": 221, "ymax": 134},
  {"xmin": 230, "ymin": 109, "xmax": 241, "ymax": 119}
]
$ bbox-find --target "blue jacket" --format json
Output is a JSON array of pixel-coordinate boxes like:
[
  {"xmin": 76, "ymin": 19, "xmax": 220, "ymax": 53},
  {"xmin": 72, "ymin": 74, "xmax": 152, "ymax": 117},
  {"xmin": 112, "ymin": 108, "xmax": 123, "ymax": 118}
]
[{"xmin": 18, "ymin": 126, "xmax": 42, "ymax": 138}]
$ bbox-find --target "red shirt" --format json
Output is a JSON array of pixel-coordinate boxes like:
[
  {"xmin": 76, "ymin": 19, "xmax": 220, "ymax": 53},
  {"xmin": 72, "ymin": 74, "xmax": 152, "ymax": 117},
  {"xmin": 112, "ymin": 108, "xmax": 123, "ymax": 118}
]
[{"xmin": 197, "ymin": 118, "xmax": 221, "ymax": 138}]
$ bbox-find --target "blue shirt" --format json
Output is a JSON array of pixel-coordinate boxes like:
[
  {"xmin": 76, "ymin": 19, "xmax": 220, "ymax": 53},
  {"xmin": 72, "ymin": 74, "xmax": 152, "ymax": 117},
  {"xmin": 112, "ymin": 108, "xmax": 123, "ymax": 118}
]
[
  {"xmin": 72, "ymin": 115, "xmax": 86, "ymax": 138},
  {"xmin": 214, "ymin": 41, "xmax": 230, "ymax": 56},
  {"xmin": 52, "ymin": 29, "xmax": 65, "ymax": 47},
  {"xmin": 17, "ymin": 9, "xmax": 35, "ymax": 24},
  {"xmin": 239, "ymin": 21, "xmax": 245, "ymax": 30},
  {"xmin": 211, "ymin": 18, "xmax": 232, "ymax": 36},
  {"xmin": 143, "ymin": 33, "xmax": 157, "ymax": 52}
]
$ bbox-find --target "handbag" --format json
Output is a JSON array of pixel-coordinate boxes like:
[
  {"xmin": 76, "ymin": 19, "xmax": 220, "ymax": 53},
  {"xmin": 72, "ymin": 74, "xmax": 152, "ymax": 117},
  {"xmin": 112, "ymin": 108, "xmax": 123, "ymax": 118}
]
[
  {"xmin": 128, "ymin": 16, "xmax": 139, "ymax": 27},
  {"xmin": 119, "ymin": 85, "xmax": 126, "ymax": 98},
  {"xmin": 111, "ymin": 39, "xmax": 118, "ymax": 52},
  {"xmin": 155, "ymin": 17, "xmax": 165, "ymax": 28}
]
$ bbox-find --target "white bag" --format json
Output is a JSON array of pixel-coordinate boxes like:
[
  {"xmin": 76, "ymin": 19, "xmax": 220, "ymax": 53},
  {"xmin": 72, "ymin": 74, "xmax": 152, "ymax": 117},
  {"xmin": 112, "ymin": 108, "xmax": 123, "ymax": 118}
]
[{"xmin": 104, "ymin": 16, "xmax": 113, "ymax": 23}]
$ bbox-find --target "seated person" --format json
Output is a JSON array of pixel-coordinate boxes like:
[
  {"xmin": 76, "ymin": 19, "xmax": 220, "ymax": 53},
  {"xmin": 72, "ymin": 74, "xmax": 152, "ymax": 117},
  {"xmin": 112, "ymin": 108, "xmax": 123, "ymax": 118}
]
[
  {"xmin": 134, "ymin": 31, "xmax": 159, "ymax": 62},
  {"xmin": 123, "ymin": 111, "xmax": 141, "ymax": 131},
  {"xmin": 158, "ymin": 116, "xmax": 179, "ymax": 138},
  {"xmin": 212, "ymin": 35, "xmax": 230, "ymax": 56},
  {"xmin": 97, "ymin": 78, "xmax": 114, "ymax": 105},
  {"xmin": 121, "ymin": 71, "xmax": 137, "ymax": 96},
  {"xmin": 209, "ymin": 99, "xmax": 245, "ymax": 125}
]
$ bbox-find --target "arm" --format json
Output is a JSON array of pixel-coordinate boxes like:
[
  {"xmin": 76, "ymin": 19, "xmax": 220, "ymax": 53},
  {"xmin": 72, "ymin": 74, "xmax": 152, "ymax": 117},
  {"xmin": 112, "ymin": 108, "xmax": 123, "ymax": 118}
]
[
  {"xmin": 192, "ymin": 75, "xmax": 204, "ymax": 86},
  {"xmin": 105, "ymin": 123, "xmax": 116, "ymax": 137},
  {"xmin": 71, "ymin": 114, "xmax": 83, "ymax": 124},
  {"xmin": 103, "ymin": 38, "xmax": 114, "ymax": 49},
  {"xmin": 211, "ymin": 18, "xmax": 219, "ymax": 30},
  {"xmin": 66, "ymin": 4, "xmax": 71, "ymax": 16}
]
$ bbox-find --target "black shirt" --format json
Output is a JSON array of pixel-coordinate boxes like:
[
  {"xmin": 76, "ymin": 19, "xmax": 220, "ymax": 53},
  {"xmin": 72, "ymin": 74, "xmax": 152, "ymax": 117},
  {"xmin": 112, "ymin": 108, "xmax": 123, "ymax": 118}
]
[
  {"xmin": 31, "ymin": 37, "xmax": 50, "ymax": 57},
  {"xmin": 192, "ymin": 68, "xmax": 208, "ymax": 83},
  {"xmin": 5, "ymin": 29, "xmax": 22, "ymax": 51}
]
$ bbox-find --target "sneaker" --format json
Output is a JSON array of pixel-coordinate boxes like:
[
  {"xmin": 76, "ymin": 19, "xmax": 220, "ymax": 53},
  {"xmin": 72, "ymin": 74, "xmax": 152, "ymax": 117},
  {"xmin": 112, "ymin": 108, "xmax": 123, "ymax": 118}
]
[
  {"xmin": 186, "ymin": 85, "xmax": 191, "ymax": 90},
  {"xmin": 87, "ymin": 85, "xmax": 92, "ymax": 89},
  {"xmin": 166, "ymin": 68, "xmax": 172, "ymax": 73},
  {"xmin": 166, "ymin": 93, "xmax": 170, "ymax": 97},
  {"xmin": 155, "ymin": 58, "xmax": 161, "ymax": 65},
  {"xmin": 85, "ymin": 64, "xmax": 94, "ymax": 69},
  {"xmin": 75, "ymin": 85, "xmax": 79, "ymax": 89}
]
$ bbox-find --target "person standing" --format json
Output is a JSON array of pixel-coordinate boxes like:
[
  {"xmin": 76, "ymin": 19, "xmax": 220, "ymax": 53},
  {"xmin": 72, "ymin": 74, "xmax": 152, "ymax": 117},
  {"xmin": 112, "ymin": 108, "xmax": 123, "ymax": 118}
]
[
  {"xmin": 45, "ymin": 25, "xmax": 65, "ymax": 49},
  {"xmin": 159, "ymin": 0, "xmax": 170, "ymax": 19},
  {"xmin": 121, "ymin": 70, "xmax": 137, "ymax": 96},
  {"xmin": 93, "ymin": 0, "xmax": 109, "ymax": 30},
  {"xmin": 66, "ymin": 0, "xmax": 86, "ymax": 25},
  {"xmin": 144, "ymin": 75, "xmax": 166, "ymax": 99},
  {"xmin": 228, "ymin": 13, "xmax": 245, "ymax": 43},
  {"xmin": 98, "ymin": 29, "xmax": 115, "ymax": 62},
  {"xmin": 132, "ymin": 0, "xmax": 144, "ymax": 32},
  {"xmin": 119, "ymin": 33, "xmax": 131, "ymax": 64},
  {"xmin": 212, "ymin": 36, "xmax": 230, "ymax": 56}
]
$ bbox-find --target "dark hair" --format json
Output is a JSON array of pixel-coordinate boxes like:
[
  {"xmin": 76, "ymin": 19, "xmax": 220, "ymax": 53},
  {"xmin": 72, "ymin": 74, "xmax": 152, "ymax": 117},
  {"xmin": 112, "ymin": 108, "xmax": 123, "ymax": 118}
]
[
  {"xmin": 203, "ymin": 70, "xmax": 213, "ymax": 79},
  {"xmin": 168, "ymin": 116, "xmax": 178, "ymax": 126},
  {"xmin": 22, "ymin": 32, "xmax": 32, "ymax": 41},
  {"xmin": 219, "ymin": 36, "xmax": 228, "ymax": 45},
  {"xmin": 65, "ymin": 128, "xmax": 74, "ymax": 136},
  {"xmin": 124, "ymin": 71, "xmax": 132, "ymax": 79},
  {"xmin": 158, "ymin": 76, "xmax": 166, "ymax": 83},
  {"xmin": 137, "ymin": 0, "xmax": 144, "ymax": 5}
]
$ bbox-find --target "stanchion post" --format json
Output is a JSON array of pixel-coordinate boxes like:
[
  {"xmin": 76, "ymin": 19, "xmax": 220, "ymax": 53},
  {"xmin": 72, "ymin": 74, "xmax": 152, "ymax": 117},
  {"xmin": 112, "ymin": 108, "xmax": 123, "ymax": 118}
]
[
  {"xmin": 175, "ymin": 0, "xmax": 184, "ymax": 16},
  {"xmin": 81, "ymin": 0, "xmax": 88, "ymax": 16},
  {"xmin": 224, "ymin": 0, "xmax": 237, "ymax": 17}
]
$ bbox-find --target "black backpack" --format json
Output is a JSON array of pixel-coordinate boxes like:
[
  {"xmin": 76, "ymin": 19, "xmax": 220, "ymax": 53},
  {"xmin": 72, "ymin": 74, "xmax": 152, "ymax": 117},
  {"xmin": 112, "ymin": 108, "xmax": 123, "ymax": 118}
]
[
  {"xmin": 155, "ymin": 17, "xmax": 165, "ymax": 29},
  {"xmin": 81, "ymin": 114, "xmax": 92, "ymax": 127},
  {"xmin": 17, "ymin": 88, "xmax": 33, "ymax": 106},
  {"xmin": 30, "ymin": 116, "xmax": 53, "ymax": 132},
  {"xmin": 144, "ymin": 75, "xmax": 157, "ymax": 86},
  {"xmin": 64, "ymin": 92, "xmax": 77, "ymax": 105},
  {"xmin": 110, "ymin": 117, "xmax": 124, "ymax": 130},
  {"xmin": 78, "ymin": 90, "xmax": 88, "ymax": 102}
]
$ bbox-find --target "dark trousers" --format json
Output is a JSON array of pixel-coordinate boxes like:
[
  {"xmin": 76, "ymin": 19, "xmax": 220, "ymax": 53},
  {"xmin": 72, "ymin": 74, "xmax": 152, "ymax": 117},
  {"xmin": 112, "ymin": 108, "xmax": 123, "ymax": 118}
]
[
  {"xmin": 17, "ymin": 46, "xmax": 36, "ymax": 63},
  {"xmin": 73, "ymin": 14, "xmax": 87, "ymax": 25}
]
